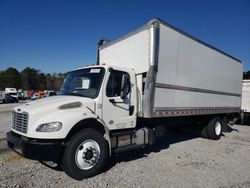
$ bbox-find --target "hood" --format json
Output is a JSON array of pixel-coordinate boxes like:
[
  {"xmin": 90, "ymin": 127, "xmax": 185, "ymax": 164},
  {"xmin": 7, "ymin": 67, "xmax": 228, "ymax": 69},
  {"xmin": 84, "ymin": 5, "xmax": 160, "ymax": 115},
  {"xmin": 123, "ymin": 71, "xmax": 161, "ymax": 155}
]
[
  {"xmin": 11, "ymin": 95, "xmax": 97, "ymax": 139},
  {"xmin": 13, "ymin": 95, "xmax": 94, "ymax": 114}
]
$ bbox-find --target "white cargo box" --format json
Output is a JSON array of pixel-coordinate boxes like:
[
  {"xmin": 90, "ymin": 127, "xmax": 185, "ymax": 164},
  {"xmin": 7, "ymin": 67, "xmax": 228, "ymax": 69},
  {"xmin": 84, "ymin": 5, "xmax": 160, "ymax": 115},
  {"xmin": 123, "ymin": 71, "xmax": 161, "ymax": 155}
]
[{"xmin": 99, "ymin": 19, "xmax": 242, "ymax": 118}]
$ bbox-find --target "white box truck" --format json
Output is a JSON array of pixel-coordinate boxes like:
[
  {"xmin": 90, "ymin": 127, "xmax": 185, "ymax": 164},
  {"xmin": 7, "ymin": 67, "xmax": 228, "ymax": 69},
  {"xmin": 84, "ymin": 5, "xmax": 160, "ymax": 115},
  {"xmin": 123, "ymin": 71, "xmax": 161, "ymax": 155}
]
[
  {"xmin": 2, "ymin": 88, "xmax": 19, "ymax": 103},
  {"xmin": 241, "ymin": 80, "xmax": 250, "ymax": 123},
  {"xmin": 7, "ymin": 18, "xmax": 242, "ymax": 180}
]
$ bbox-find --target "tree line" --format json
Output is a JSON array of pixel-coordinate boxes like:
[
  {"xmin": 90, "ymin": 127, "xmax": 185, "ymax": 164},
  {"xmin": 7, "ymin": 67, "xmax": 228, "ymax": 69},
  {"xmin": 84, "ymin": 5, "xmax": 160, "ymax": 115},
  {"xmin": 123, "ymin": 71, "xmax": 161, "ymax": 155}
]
[
  {"xmin": 243, "ymin": 70, "xmax": 250, "ymax": 80},
  {"xmin": 1, "ymin": 67, "xmax": 250, "ymax": 91},
  {"xmin": 0, "ymin": 67, "xmax": 66, "ymax": 91}
]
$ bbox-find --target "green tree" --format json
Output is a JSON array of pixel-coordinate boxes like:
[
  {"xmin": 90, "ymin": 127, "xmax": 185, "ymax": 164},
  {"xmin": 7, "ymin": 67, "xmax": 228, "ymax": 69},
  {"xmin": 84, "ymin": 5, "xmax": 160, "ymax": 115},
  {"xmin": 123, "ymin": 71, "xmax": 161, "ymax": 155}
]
[
  {"xmin": 21, "ymin": 67, "xmax": 39, "ymax": 90},
  {"xmin": 46, "ymin": 73, "xmax": 53, "ymax": 90},
  {"xmin": 52, "ymin": 73, "xmax": 65, "ymax": 91},
  {"xmin": 243, "ymin": 71, "xmax": 250, "ymax": 80},
  {"xmin": 38, "ymin": 73, "xmax": 47, "ymax": 90},
  {"xmin": 0, "ymin": 66, "xmax": 65, "ymax": 91},
  {"xmin": 3, "ymin": 67, "xmax": 21, "ymax": 89},
  {"xmin": 0, "ymin": 71, "xmax": 5, "ymax": 90}
]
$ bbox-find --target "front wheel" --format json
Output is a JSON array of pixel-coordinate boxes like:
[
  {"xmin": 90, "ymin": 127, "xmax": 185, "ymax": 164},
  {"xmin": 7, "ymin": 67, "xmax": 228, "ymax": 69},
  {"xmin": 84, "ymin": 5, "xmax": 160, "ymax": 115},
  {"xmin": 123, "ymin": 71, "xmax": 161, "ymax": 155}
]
[{"xmin": 62, "ymin": 129, "xmax": 108, "ymax": 180}]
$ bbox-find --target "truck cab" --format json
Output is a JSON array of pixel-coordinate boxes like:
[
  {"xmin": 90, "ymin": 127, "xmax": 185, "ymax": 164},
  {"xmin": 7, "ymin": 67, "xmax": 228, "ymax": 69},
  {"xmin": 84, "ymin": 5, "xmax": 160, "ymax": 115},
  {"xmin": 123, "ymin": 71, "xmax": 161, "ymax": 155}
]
[{"xmin": 7, "ymin": 65, "xmax": 138, "ymax": 180}]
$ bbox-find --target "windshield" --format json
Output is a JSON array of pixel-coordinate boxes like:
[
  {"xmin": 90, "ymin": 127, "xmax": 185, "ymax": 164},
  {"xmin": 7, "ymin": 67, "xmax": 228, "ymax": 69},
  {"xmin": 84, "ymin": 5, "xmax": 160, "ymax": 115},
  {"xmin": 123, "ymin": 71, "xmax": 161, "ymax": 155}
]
[{"xmin": 60, "ymin": 67, "xmax": 105, "ymax": 99}]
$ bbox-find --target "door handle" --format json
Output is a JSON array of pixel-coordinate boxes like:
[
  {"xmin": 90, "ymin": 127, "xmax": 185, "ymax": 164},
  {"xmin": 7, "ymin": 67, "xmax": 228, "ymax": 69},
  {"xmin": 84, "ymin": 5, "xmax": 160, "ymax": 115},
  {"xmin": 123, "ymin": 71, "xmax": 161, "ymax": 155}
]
[{"xmin": 129, "ymin": 106, "xmax": 134, "ymax": 116}]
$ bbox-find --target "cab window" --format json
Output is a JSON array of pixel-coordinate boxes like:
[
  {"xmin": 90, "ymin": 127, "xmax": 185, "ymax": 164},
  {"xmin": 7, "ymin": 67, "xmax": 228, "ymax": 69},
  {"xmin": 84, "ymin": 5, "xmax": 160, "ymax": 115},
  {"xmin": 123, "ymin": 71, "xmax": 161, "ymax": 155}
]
[{"xmin": 106, "ymin": 70, "xmax": 130, "ymax": 97}]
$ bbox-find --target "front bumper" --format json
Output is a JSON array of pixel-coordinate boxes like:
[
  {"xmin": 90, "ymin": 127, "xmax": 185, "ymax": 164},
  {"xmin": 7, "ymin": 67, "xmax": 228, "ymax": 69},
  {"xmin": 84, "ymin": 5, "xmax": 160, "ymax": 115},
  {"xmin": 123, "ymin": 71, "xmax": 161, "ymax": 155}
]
[{"xmin": 7, "ymin": 131, "xmax": 63, "ymax": 162}]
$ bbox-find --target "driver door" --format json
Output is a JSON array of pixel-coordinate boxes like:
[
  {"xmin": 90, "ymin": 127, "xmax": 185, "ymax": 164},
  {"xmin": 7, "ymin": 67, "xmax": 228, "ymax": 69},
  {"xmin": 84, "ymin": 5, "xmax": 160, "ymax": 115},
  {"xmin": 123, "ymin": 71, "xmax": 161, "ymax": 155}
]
[{"xmin": 102, "ymin": 68, "xmax": 137, "ymax": 130}]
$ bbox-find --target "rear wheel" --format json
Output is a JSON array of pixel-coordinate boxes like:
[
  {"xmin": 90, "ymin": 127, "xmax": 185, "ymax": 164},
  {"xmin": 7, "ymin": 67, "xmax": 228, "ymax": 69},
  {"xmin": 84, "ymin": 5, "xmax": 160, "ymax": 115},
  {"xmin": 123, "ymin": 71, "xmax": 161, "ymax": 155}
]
[
  {"xmin": 62, "ymin": 129, "xmax": 108, "ymax": 180},
  {"xmin": 207, "ymin": 117, "xmax": 222, "ymax": 140}
]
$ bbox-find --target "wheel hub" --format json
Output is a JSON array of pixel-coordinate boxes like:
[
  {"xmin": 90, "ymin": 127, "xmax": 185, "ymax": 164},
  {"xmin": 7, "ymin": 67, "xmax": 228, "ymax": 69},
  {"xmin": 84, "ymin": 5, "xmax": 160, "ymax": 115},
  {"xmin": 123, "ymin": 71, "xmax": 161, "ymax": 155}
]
[
  {"xmin": 84, "ymin": 149, "xmax": 94, "ymax": 160},
  {"xmin": 215, "ymin": 121, "xmax": 222, "ymax": 136},
  {"xmin": 75, "ymin": 139, "xmax": 100, "ymax": 170}
]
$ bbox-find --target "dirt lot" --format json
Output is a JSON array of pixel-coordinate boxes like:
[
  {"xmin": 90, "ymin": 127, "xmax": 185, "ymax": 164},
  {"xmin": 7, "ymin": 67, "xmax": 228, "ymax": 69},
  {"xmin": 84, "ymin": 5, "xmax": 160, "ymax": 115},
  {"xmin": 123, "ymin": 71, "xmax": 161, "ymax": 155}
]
[{"xmin": 0, "ymin": 103, "xmax": 250, "ymax": 188}]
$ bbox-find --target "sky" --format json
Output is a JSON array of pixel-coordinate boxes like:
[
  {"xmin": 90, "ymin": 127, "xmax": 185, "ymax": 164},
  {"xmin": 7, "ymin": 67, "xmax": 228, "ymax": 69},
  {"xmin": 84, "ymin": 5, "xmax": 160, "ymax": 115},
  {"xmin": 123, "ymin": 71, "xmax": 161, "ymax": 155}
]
[{"xmin": 0, "ymin": 0, "xmax": 249, "ymax": 73}]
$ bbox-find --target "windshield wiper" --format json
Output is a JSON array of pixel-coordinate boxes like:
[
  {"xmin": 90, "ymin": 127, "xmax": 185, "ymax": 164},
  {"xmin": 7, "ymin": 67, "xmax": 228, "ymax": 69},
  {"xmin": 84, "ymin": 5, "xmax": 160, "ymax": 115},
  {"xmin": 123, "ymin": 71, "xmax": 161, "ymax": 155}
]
[{"xmin": 63, "ymin": 93, "xmax": 91, "ymax": 98}]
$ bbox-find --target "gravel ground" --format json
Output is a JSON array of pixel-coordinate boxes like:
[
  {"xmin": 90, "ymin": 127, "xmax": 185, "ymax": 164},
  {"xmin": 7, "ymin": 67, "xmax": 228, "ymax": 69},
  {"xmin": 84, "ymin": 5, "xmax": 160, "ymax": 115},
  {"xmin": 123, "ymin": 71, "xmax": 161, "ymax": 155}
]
[{"xmin": 0, "ymin": 104, "xmax": 250, "ymax": 188}]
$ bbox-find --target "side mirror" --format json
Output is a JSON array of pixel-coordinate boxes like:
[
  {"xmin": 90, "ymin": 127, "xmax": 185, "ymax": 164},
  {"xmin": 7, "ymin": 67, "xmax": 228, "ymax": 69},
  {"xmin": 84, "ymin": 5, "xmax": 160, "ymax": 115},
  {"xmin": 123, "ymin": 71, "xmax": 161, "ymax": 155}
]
[
  {"xmin": 120, "ymin": 74, "xmax": 130, "ymax": 100},
  {"xmin": 120, "ymin": 91, "xmax": 126, "ymax": 100}
]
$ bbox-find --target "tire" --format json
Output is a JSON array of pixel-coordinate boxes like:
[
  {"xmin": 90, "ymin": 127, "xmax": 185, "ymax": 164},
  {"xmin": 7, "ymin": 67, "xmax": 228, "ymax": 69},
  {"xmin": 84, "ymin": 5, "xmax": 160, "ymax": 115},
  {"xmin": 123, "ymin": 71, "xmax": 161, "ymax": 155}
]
[
  {"xmin": 241, "ymin": 112, "xmax": 245, "ymax": 125},
  {"xmin": 221, "ymin": 116, "xmax": 228, "ymax": 132},
  {"xmin": 62, "ymin": 128, "xmax": 108, "ymax": 180},
  {"xmin": 207, "ymin": 117, "xmax": 222, "ymax": 140},
  {"xmin": 200, "ymin": 125, "xmax": 208, "ymax": 138}
]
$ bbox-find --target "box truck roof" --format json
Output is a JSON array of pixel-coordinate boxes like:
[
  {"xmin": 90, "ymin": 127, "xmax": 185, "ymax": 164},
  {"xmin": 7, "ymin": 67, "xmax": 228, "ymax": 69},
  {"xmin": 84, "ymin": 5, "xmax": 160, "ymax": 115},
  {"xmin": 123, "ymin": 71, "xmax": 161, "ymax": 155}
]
[{"xmin": 100, "ymin": 18, "xmax": 241, "ymax": 63}]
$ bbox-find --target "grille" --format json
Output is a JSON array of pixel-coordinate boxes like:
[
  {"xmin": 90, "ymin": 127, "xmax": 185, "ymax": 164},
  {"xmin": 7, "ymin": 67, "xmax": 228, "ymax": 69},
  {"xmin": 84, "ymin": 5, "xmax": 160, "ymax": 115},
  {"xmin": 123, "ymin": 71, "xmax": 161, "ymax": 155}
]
[{"xmin": 12, "ymin": 111, "xmax": 28, "ymax": 133}]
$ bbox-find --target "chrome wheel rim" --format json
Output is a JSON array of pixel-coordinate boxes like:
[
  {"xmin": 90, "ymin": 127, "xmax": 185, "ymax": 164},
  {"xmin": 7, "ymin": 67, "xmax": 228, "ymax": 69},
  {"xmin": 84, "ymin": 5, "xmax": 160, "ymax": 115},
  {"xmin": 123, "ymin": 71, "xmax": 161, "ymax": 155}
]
[
  {"xmin": 215, "ymin": 121, "xmax": 222, "ymax": 136},
  {"xmin": 75, "ymin": 139, "xmax": 100, "ymax": 170}
]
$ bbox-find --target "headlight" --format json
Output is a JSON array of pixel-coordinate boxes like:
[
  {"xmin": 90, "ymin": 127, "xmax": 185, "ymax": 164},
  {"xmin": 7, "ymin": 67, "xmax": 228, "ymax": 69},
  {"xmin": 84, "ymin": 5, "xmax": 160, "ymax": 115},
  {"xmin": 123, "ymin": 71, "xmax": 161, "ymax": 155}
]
[{"xmin": 36, "ymin": 122, "xmax": 62, "ymax": 132}]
